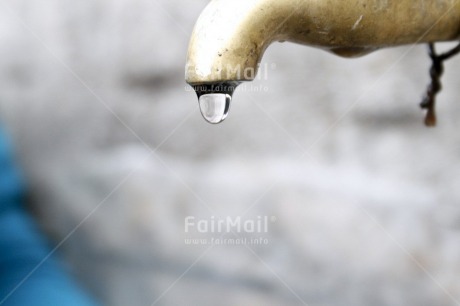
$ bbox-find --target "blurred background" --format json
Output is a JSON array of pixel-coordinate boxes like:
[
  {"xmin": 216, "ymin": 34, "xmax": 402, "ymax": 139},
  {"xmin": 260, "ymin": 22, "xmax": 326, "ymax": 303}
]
[{"xmin": 1, "ymin": 0, "xmax": 460, "ymax": 305}]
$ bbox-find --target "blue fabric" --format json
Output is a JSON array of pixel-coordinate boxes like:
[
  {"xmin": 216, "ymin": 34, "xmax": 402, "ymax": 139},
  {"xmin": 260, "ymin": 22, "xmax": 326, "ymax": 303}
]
[{"xmin": 0, "ymin": 131, "xmax": 99, "ymax": 306}]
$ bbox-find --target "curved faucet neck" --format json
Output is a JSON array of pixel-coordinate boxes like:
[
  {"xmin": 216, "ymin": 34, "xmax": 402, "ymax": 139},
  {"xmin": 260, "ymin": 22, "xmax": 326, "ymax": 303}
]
[{"xmin": 186, "ymin": 0, "xmax": 460, "ymax": 85}]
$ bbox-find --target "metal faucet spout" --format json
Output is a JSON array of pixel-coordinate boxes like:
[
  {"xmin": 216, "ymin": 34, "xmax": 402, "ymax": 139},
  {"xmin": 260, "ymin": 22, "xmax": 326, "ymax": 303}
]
[
  {"xmin": 186, "ymin": 0, "xmax": 459, "ymax": 84},
  {"xmin": 185, "ymin": 0, "xmax": 460, "ymax": 123}
]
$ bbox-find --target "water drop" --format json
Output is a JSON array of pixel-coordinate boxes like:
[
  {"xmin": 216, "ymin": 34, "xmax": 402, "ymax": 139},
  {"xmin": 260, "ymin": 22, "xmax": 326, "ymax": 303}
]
[
  {"xmin": 191, "ymin": 82, "xmax": 240, "ymax": 124},
  {"xmin": 199, "ymin": 93, "xmax": 231, "ymax": 124}
]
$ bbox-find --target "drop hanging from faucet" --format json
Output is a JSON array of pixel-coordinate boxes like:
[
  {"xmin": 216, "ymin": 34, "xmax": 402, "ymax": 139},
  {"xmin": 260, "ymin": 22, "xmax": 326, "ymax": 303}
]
[
  {"xmin": 192, "ymin": 82, "xmax": 240, "ymax": 124},
  {"xmin": 199, "ymin": 94, "xmax": 231, "ymax": 124}
]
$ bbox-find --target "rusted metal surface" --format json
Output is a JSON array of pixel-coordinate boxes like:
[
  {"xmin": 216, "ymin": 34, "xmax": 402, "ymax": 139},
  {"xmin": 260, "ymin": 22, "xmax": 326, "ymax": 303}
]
[{"xmin": 186, "ymin": 0, "xmax": 460, "ymax": 85}]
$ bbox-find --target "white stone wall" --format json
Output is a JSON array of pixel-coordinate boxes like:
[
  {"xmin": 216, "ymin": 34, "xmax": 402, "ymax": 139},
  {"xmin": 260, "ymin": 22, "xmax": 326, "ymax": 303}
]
[{"xmin": 1, "ymin": 0, "xmax": 460, "ymax": 305}]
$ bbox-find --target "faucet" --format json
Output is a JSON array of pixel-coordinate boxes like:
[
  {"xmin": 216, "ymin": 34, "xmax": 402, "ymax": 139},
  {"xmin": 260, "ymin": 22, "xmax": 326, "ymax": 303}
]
[{"xmin": 185, "ymin": 0, "xmax": 460, "ymax": 124}]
